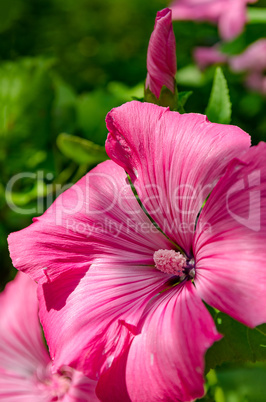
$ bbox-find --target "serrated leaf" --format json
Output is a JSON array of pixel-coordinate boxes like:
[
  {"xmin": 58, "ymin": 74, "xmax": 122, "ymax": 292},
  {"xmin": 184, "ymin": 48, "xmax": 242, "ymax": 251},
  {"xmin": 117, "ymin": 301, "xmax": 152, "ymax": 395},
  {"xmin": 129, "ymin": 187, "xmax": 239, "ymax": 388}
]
[
  {"xmin": 205, "ymin": 310, "xmax": 266, "ymax": 373},
  {"xmin": 57, "ymin": 133, "xmax": 108, "ymax": 165},
  {"xmin": 205, "ymin": 67, "xmax": 231, "ymax": 124}
]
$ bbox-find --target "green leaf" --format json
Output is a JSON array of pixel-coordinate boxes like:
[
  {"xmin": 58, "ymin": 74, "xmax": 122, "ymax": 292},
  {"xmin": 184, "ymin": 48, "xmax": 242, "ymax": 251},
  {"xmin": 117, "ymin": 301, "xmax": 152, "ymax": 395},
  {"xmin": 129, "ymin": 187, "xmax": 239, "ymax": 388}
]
[
  {"xmin": 57, "ymin": 133, "xmax": 108, "ymax": 165},
  {"xmin": 247, "ymin": 7, "xmax": 266, "ymax": 24},
  {"xmin": 205, "ymin": 310, "xmax": 266, "ymax": 373},
  {"xmin": 205, "ymin": 67, "xmax": 231, "ymax": 124},
  {"xmin": 177, "ymin": 91, "xmax": 193, "ymax": 113}
]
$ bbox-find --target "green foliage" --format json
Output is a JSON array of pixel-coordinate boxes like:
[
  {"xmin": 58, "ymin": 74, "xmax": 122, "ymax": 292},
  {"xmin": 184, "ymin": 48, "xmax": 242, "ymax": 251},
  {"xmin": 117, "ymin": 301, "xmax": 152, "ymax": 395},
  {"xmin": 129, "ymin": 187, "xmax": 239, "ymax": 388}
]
[
  {"xmin": 200, "ymin": 363, "xmax": 266, "ymax": 402},
  {"xmin": 206, "ymin": 67, "xmax": 232, "ymax": 124},
  {"xmin": 206, "ymin": 310, "xmax": 266, "ymax": 372},
  {"xmin": 248, "ymin": 7, "xmax": 266, "ymax": 24},
  {"xmin": 57, "ymin": 133, "xmax": 108, "ymax": 166},
  {"xmin": 177, "ymin": 91, "xmax": 193, "ymax": 113},
  {"xmin": 0, "ymin": 58, "xmax": 54, "ymax": 142}
]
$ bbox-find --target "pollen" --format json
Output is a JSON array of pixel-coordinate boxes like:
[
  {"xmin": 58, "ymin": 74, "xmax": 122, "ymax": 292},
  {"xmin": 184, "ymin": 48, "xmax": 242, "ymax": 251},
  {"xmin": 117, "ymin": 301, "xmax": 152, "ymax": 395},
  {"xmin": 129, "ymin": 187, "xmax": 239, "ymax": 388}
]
[{"xmin": 153, "ymin": 249, "xmax": 187, "ymax": 277}]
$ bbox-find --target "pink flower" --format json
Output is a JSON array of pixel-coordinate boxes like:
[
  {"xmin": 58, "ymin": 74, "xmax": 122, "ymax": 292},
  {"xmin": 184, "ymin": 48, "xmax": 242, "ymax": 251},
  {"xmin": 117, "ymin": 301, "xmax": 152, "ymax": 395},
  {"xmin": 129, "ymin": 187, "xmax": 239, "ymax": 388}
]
[
  {"xmin": 145, "ymin": 8, "xmax": 177, "ymax": 98},
  {"xmin": 0, "ymin": 272, "xmax": 98, "ymax": 401},
  {"xmin": 8, "ymin": 101, "xmax": 266, "ymax": 401},
  {"xmin": 170, "ymin": 0, "xmax": 257, "ymax": 41},
  {"xmin": 194, "ymin": 45, "xmax": 227, "ymax": 69}
]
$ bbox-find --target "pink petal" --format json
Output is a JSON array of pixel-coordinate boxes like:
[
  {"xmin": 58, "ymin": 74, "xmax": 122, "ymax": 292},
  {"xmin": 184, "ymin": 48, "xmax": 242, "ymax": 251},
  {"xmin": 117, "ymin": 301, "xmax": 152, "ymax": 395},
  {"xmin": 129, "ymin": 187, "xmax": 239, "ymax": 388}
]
[
  {"xmin": 8, "ymin": 160, "xmax": 172, "ymax": 284},
  {"xmin": 145, "ymin": 8, "xmax": 177, "ymax": 98},
  {"xmin": 106, "ymin": 101, "xmax": 251, "ymax": 255},
  {"xmin": 95, "ymin": 346, "xmax": 131, "ymax": 402},
  {"xmin": 38, "ymin": 264, "xmax": 168, "ymax": 378},
  {"xmin": 0, "ymin": 272, "xmax": 50, "ymax": 376},
  {"xmin": 125, "ymin": 282, "xmax": 221, "ymax": 402},
  {"xmin": 194, "ymin": 142, "xmax": 266, "ymax": 327}
]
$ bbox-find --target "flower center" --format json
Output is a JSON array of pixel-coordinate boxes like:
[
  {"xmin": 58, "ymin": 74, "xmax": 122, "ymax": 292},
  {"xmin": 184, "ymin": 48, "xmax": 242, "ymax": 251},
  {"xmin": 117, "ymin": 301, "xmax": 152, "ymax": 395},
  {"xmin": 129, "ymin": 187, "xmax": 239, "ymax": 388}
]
[{"xmin": 153, "ymin": 249, "xmax": 195, "ymax": 281}]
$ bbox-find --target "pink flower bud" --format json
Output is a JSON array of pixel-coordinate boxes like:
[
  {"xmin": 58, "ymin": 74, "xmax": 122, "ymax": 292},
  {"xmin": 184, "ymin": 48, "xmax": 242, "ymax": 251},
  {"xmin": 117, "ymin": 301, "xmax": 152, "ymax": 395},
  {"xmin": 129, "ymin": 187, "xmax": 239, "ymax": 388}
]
[{"xmin": 145, "ymin": 8, "xmax": 177, "ymax": 99}]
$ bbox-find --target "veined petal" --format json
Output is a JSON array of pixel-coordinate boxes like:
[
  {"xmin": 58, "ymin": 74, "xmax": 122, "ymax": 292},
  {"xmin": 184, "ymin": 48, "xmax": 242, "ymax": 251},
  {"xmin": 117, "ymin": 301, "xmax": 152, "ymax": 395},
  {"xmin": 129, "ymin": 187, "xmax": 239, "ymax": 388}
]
[
  {"xmin": 106, "ymin": 101, "xmax": 250, "ymax": 255},
  {"xmin": 125, "ymin": 282, "xmax": 221, "ymax": 402},
  {"xmin": 38, "ymin": 264, "xmax": 168, "ymax": 378},
  {"xmin": 194, "ymin": 142, "xmax": 266, "ymax": 327},
  {"xmin": 8, "ymin": 160, "xmax": 172, "ymax": 283},
  {"xmin": 95, "ymin": 346, "xmax": 131, "ymax": 402},
  {"xmin": 0, "ymin": 273, "xmax": 50, "ymax": 376}
]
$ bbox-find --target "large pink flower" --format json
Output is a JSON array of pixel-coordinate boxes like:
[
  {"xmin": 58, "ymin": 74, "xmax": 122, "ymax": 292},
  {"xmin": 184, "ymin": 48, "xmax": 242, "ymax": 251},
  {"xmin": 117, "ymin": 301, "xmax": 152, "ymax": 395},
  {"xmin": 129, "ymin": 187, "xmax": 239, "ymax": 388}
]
[
  {"xmin": 170, "ymin": 0, "xmax": 257, "ymax": 41},
  {"xmin": 0, "ymin": 272, "xmax": 98, "ymax": 401},
  {"xmin": 145, "ymin": 8, "xmax": 177, "ymax": 98},
  {"xmin": 8, "ymin": 101, "xmax": 266, "ymax": 401}
]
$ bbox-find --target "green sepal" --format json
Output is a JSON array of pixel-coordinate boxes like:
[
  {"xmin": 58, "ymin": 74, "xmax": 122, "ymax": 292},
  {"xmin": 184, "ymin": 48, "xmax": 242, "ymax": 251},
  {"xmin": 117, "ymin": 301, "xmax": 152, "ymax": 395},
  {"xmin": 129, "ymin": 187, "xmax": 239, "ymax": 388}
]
[
  {"xmin": 57, "ymin": 133, "xmax": 108, "ymax": 166},
  {"xmin": 144, "ymin": 83, "xmax": 178, "ymax": 111}
]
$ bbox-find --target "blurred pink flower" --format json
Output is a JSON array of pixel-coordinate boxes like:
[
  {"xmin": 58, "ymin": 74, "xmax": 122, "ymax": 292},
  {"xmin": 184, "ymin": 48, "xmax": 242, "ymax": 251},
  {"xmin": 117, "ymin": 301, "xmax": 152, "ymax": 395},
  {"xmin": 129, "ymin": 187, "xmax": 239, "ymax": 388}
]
[
  {"xmin": 245, "ymin": 72, "xmax": 266, "ymax": 95},
  {"xmin": 8, "ymin": 101, "xmax": 266, "ymax": 401},
  {"xmin": 194, "ymin": 45, "xmax": 227, "ymax": 69},
  {"xmin": 230, "ymin": 39, "xmax": 266, "ymax": 72},
  {"xmin": 170, "ymin": 0, "xmax": 257, "ymax": 41},
  {"xmin": 0, "ymin": 272, "xmax": 98, "ymax": 402},
  {"xmin": 229, "ymin": 39, "xmax": 266, "ymax": 95},
  {"xmin": 145, "ymin": 8, "xmax": 177, "ymax": 98}
]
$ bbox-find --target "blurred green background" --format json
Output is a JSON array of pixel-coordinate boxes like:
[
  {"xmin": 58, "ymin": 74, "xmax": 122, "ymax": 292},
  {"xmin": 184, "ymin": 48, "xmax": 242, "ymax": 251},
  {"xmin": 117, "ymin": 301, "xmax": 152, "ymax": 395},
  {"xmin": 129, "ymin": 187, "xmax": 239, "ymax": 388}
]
[{"xmin": 1, "ymin": 1, "xmax": 266, "ymax": 400}]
